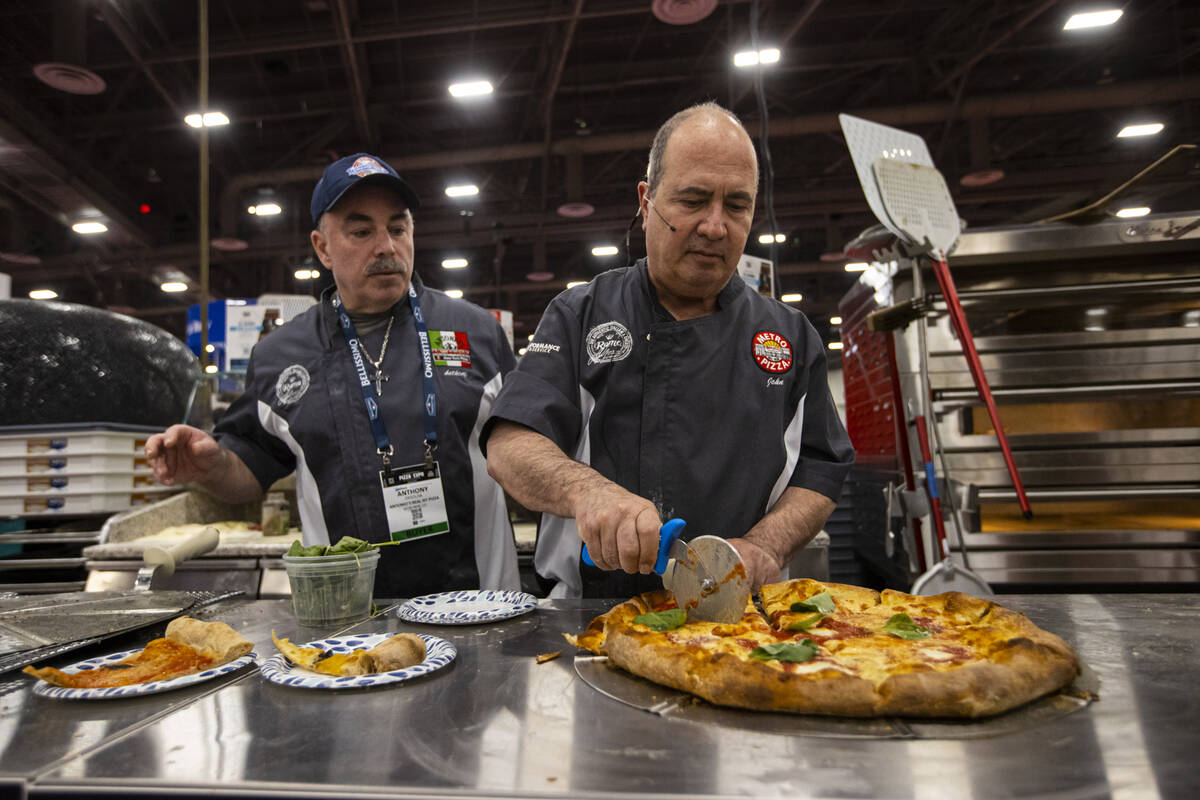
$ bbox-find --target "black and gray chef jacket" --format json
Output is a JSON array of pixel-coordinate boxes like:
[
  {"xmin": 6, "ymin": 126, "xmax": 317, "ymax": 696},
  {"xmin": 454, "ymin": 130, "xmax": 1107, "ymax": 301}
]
[
  {"xmin": 216, "ymin": 278, "xmax": 519, "ymax": 598},
  {"xmin": 481, "ymin": 259, "xmax": 854, "ymax": 598}
]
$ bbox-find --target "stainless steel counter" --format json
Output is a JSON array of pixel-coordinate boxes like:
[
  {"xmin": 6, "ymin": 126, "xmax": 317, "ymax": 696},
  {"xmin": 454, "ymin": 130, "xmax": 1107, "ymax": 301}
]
[{"xmin": 1, "ymin": 593, "xmax": 1197, "ymax": 799}]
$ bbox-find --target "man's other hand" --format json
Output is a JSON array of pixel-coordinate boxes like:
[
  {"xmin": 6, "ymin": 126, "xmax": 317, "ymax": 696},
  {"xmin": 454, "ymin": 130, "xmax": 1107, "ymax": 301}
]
[
  {"xmin": 727, "ymin": 537, "xmax": 783, "ymax": 591},
  {"xmin": 145, "ymin": 424, "xmax": 223, "ymax": 487}
]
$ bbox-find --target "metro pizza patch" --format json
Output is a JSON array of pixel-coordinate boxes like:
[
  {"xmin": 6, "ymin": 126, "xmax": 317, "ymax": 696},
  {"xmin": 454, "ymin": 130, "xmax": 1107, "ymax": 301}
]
[
  {"xmin": 752, "ymin": 331, "xmax": 793, "ymax": 373},
  {"xmin": 429, "ymin": 331, "xmax": 471, "ymax": 368}
]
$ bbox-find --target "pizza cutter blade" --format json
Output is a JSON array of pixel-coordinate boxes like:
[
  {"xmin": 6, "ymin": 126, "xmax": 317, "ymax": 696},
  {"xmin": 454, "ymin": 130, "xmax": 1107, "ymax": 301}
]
[{"xmin": 662, "ymin": 535, "xmax": 750, "ymax": 624}]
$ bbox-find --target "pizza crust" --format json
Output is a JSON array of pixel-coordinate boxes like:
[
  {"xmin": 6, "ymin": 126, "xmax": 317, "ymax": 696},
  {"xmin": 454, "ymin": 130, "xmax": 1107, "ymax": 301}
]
[
  {"xmin": 166, "ymin": 616, "xmax": 254, "ymax": 663},
  {"xmin": 571, "ymin": 581, "xmax": 1081, "ymax": 719}
]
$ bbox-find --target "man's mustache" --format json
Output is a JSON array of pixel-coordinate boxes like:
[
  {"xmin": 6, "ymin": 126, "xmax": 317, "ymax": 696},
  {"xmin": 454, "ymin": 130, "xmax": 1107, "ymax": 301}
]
[{"xmin": 365, "ymin": 258, "xmax": 406, "ymax": 275}]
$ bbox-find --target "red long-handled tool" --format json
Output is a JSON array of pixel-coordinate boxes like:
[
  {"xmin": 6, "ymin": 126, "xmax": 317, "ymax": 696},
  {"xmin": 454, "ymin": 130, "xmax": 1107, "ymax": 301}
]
[{"xmin": 929, "ymin": 258, "xmax": 1032, "ymax": 518}]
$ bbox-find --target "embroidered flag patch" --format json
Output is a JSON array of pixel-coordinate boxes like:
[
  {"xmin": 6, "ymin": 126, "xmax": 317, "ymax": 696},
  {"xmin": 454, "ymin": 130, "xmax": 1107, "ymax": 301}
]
[
  {"xmin": 752, "ymin": 331, "xmax": 793, "ymax": 373},
  {"xmin": 429, "ymin": 331, "xmax": 472, "ymax": 368}
]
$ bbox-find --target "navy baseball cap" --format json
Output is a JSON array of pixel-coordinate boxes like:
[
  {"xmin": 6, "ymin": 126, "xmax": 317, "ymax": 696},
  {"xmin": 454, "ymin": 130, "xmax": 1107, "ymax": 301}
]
[{"xmin": 310, "ymin": 153, "xmax": 420, "ymax": 226}]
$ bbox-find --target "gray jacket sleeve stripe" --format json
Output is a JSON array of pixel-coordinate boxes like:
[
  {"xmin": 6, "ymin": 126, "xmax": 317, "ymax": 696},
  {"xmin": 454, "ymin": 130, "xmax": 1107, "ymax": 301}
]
[
  {"xmin": 257, "ymin": 399, "xmax": 330, "ymax": 547},
  {"xmin": 766, "ymin": 391, "xmax": 807, "ymax": 513},
  {"xmin": 532, "ymin": 384, "xmax": 597, "ymax": 598},
  {"xmin": 469, "ymin": 371, "xmax": 519, "ymax": 591}
]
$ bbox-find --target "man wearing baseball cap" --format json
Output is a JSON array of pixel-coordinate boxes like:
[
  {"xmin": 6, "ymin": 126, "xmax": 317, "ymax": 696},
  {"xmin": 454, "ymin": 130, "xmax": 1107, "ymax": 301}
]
[{"xmin": 147, "ymin": 153, "xmax": 520, "ymax": 598}]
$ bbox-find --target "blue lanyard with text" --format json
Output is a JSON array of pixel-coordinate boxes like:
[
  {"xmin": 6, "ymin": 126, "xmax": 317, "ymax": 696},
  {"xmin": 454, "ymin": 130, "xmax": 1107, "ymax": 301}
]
[{"xmin": 333, "ymin": 287, "xmax": 438, "ymax": 468}]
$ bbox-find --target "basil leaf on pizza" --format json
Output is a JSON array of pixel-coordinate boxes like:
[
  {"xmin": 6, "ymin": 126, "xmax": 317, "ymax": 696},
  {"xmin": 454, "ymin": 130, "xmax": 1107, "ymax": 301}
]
[
  {"xmin": 882, "ymin": 613, "xmax": 932, "ymax": 639},
  {"xmin": 790, "ymin": 591, "xmax": 835, "ymax": 614},
  {"xmin": 632, "ymin": 608, "xmax": 686, "ymax": 631},
  {"xmin": 786, "ymin": 612, "xmax": 825, "ymax": 631},
  {"xmin": 750, "ymin": 639, "xmax": 818, "ymax": 663}
]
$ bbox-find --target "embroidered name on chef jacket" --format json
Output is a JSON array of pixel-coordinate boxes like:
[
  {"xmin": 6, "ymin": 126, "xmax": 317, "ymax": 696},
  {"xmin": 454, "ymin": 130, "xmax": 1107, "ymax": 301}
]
[
  {"xmin": 429, "ymin": 331, "xmax": 472, "ymax": 368},
  {"xmin": 752, "ymin": 331, "xmax": 793, "ymax": 373}
]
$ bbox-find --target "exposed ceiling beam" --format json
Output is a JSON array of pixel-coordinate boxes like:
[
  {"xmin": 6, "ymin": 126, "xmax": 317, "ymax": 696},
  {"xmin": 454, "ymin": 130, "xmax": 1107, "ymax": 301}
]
[
  {"xmin": 331, "ymin": 0, "xmax": 373, "ymax": 145},
  {"xmin": 932, "ymin": 0, "xmax": 1061, "ymax": 93}
]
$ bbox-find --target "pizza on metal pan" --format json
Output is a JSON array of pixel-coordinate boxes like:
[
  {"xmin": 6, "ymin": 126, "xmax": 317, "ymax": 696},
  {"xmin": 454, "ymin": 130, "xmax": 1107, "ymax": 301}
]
[
  {"xmin": 22, "ymin": 617, "xmax": 253, "ymax": 689},
  {"xmin": 567, "ymin": 579, "xmax": 1080, "ymax": 718}
]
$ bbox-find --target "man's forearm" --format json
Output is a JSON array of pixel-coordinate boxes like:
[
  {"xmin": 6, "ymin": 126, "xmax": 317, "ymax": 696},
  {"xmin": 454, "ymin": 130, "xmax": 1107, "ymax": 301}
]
[
  {"xmin": 486, "ymin": 421, "xmax": 611, "ymax": 518},
  {"xmin": 741, "ymin": 486, "xmax": 836, "ymax": 569},
  {"xmin": 198, "ymin": 449, "xmax": 265, "ymax": 504}
]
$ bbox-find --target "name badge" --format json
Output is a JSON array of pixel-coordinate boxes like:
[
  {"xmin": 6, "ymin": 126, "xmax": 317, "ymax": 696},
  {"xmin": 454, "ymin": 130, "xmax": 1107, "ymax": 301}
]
[{"xmin": 380, "ymin": 462, "xmax": 450, "ymax": 542}]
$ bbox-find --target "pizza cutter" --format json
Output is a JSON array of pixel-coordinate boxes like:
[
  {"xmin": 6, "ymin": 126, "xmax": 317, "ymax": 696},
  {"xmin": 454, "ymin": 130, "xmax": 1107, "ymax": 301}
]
[{"xmin": 581, "ymin": 519, "xmax": 750, "ymax": 623}]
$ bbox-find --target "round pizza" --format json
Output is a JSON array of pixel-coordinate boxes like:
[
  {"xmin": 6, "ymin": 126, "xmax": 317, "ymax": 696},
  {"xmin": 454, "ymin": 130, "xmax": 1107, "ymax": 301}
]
[{"xmin": 567, "ymin": 579, "xmax": 1080, "ymax": 718}]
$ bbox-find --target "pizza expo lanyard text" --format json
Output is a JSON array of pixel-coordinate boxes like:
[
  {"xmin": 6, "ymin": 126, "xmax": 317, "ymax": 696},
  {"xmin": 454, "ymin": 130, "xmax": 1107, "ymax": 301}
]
[{"xmin": 334, "ymin": 287, "xmax": 450, "ymax": 543}]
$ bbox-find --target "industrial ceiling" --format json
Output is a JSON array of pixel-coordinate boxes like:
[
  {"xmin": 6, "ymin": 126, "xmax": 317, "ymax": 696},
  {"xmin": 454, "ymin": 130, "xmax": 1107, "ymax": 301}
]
[{"xmin": 0, "ymin": 0, "xmax": 1197, "ymax": 348}]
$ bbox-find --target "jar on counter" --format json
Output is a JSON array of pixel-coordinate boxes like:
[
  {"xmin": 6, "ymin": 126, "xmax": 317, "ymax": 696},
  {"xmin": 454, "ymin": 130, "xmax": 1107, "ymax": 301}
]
[{"xmin": 261, "ymin": 491, "xmax": 290, "ymax": 536}]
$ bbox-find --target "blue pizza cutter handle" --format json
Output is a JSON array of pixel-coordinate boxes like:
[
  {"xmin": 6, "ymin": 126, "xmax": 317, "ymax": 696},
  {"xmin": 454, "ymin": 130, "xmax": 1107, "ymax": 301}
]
[{"xmin": 581, "ymin": 517, "xmax": 687, "ymax": 574}]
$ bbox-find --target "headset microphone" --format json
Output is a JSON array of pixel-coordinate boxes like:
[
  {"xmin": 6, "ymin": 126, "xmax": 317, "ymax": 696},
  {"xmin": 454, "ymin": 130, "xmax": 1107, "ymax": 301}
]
[{"xmin": 647, "ymin": 200, "xmax": 677, "ymax": 232}]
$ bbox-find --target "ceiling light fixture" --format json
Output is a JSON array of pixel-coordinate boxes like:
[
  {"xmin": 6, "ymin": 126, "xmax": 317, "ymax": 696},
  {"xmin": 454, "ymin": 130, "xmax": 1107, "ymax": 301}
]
[
  {"xmin": 160, "ymin": 281, "xmax": 189, "ymax": 293},
  {"xmin": 733, "ymin": 48, "xmax": 780, "ymax": 68},
  {"xmin": 29, "ymin": 289, "xmax": 58, "ymax": 300},
  {"xmin": 442, "ymin": 258, "xmax": 469, "ymax": 269},
  {"xmin": 830, "ymin": 316, "xmax": 843, "ymax": 325},
  {"xmin": 1115, "ymin": 206, "xmax": 1151, "ymax": 218},
  {"xmin": 591, "ymin": 245, "xmax": 619, "ymax": 257},
  {"xmin": 445, "ymin": 289, "xmax": 464, "ymax": 298},
  {"xmin": 204, "ymin": 365, "xmax": 219, "ymax": 374},
  {"xmin": 184, "ymin": 111, "xmax": 230, "ymax": 128},
  {"xmin": 1063, "ymin": 9, "xmax": 1122, "ymax": 30},
  {"xmin": 1117, "ymin": 122, "xmax": 1164, "ymax": 138},
  {"xmin": 828, "ymin": 341, "xmax": 844, "ymax": 350},
  {"xmin": 294, "ymin": 269, "xmax": 319, "ymax": 280},
  {"xmin": 517, "ymin": 347, "xmax": 528, "ymax": 356},
  {"xmin": 781, "ymin": 293, "xmax": 803, "ymax": 303},
  {"xmin": 844, "ymin": 262, "xmax": 869, "ymax": 272},
  {"xmin": 448, "ymin": 80, "xmax": 493, "ymax": 98},
  {"xmin": 445, "ymin": 184, "xmax": 479, "ymax": 198},
  {"xmin": 247, "ymin": 203, "xmax": 282, "ymax": 216},
  {"xmin": 71, "ymin": 221, "xmax": 107, "ymax": 234}
]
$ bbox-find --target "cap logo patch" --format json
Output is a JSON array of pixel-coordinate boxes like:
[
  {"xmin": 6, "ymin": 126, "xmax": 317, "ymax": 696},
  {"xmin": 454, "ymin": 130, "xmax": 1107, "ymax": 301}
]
[
  {"xmin": 346, "ymin": 156, "xmax": 388, "ymax": 177},
  {"xmin": 752, "ymin": 331, "xmax": 793, "ymax": 373},
  {"xmin": 586, "ymin": 321, "xmax": 633, "ymax": 364},
  {"xmin": 275, "ymin": 364, "xmax": 311, "ymax": 405}
]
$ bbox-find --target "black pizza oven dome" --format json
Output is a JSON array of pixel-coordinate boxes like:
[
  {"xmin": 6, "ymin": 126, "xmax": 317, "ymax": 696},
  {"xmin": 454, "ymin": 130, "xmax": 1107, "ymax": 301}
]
[{"xmin": 0, "ymin": 299, "xmax": 200, "ymax": 427}]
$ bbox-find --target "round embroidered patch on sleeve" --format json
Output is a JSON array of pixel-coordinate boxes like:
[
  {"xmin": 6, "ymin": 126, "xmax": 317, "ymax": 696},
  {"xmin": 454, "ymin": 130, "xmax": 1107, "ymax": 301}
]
[
  {"xmin": 752, "ymin": 331, "xmax": 793, "ymax": 373},
  {"xmin": 275, "ymin": 364, "xmax": 311, "ymax": 404}
]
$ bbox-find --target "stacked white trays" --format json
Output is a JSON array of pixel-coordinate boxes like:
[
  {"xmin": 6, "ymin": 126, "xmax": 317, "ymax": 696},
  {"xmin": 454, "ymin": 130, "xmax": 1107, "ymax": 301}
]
[{"xmin": 0, "ymin": 428, "xmax": 175, "ymax": 516}]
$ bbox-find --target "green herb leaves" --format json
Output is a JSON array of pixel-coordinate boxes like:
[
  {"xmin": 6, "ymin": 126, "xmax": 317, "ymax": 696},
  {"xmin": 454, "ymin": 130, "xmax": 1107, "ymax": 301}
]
[
  {"xmin": 632, "ymin": 608, "xmax": 687, "ymax": 631},
  {"xmin": 786, "ymin": 612, "xmax": 826, "ymax": 631},
  {"xmin": 881, "ymin": 613, "xmax": 932, "ymax": 640},
  {"xmin": 286, "ymin": 535, "xmax": 388, "ymax": 558},
  {"xmin": 750, "ymin": 639, "xmax": 819, "ymax": 663},
  {"xmin": 790, "ymin": 591, "xmax": 836, "ymax": 614}
]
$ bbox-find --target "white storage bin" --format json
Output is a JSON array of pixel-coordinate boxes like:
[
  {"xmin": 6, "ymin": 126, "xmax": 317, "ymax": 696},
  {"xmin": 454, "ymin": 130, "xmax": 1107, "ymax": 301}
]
[
  {"xmin": 0, "ymin": 487, "xmax": 176, "ymax": 516},
  {"xmin": 0, "ymin": 452, "xmax": 150, "ymax": 477},
  {"xmin": 0, "ymin": 471, "xmax": 157, "ymax": 496},
  {"xmin": 0, "ymin": 430, "xmax": 154, "ymax": 458}
]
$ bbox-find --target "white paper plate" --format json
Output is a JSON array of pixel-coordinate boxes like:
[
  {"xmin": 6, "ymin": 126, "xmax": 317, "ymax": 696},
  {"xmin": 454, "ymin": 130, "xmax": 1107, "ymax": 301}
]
[
  {"xmin": 396, "ymin": 589, "xmax": 537, "ymax": 625},
  {"xmin": 259, "ymin": 633, "xmax": 454, "ymax": 690},
  {"xmin": 30, "ymin": 649, "xmax": 256, "ymax": 701}
]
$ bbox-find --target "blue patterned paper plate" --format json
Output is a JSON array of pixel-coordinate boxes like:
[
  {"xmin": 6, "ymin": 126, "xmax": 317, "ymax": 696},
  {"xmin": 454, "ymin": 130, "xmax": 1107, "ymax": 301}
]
[
  {"xmin": 259, "ymin": 633, "xmax": 455, "ymax": 690},
  {"xmin": 30, "ymin": 650, "xmax": 257, "ymax": 701},
  {"xmin": 397, "ymin": 589, "xmax": 538, "ymax": 625}
]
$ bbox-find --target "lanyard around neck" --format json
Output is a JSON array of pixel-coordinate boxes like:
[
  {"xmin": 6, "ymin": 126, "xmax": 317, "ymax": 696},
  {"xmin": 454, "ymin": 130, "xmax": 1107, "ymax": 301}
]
[{"xmin": 333, "ymin": 286, "xmax": 438, "ymax": 467}]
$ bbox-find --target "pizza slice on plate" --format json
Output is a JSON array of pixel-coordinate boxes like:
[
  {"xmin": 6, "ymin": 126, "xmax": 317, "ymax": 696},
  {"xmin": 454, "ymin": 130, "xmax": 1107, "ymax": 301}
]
[{"xmin": 23, "ymin": 617, "xmax": 253, "ymax": 689}]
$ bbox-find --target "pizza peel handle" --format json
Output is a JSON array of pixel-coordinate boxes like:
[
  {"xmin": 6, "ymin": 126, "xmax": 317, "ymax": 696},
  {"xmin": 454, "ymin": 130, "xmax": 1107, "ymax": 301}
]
[
  {"xmin": 141, "ymin": 527, "xmax": 220, "ymax": 578},
  {"xmin": 580, "ymin": 518, "xmax": 686, "ymax": 573}
]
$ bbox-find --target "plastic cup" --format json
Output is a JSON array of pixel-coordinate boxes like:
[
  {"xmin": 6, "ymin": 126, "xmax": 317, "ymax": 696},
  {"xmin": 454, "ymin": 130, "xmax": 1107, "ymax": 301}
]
[{"xmin": 282, "ymin": 549, "xmax": 380, "ymax": 626}]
